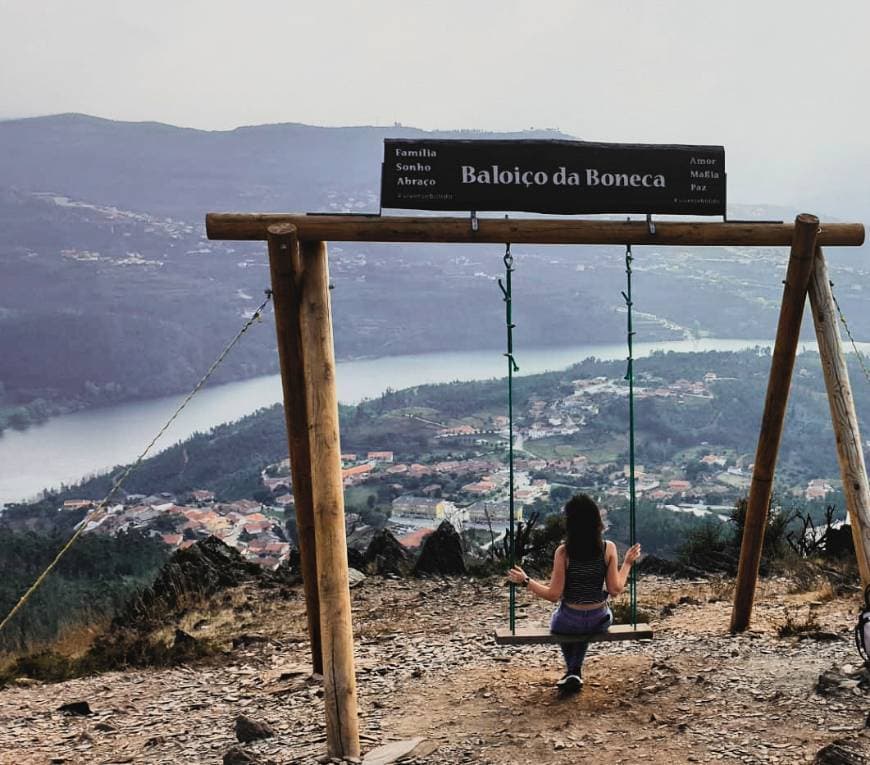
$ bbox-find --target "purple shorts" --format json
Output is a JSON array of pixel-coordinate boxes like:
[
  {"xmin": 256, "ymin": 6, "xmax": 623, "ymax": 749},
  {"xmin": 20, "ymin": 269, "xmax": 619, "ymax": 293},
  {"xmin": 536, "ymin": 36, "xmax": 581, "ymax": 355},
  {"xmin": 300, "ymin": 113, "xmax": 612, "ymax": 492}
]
[{"xmin": 550, "ymin": 602, "xmax": 613, "ymax": 636}]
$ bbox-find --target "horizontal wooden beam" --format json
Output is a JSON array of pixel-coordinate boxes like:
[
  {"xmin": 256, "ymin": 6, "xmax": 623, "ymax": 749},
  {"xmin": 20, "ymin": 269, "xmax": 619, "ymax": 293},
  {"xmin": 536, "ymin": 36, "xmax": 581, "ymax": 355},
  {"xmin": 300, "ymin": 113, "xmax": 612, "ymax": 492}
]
[
  {"xmin": 206, "ymin": 213, "xmax": 865, "ymax": 247},
  {"xmin": 494, "ymin": 623, "xmax": 653, "ymax": 645}
]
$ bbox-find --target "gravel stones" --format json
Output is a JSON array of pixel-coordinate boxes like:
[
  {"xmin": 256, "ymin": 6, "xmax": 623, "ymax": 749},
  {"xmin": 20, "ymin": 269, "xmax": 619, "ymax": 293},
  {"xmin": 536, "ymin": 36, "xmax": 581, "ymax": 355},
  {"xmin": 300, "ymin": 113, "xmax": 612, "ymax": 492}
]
[{"xmin": 2, "ymin": 574, "xmax": 868, "ymax": 764}]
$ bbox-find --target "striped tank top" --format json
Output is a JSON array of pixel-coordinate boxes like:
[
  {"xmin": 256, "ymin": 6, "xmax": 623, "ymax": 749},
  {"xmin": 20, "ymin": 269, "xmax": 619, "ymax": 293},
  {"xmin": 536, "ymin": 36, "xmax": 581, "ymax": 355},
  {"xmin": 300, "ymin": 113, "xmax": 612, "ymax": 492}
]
[{"xmin": 562, "ymin": 544, "xmax": 608, "ymax": 604}]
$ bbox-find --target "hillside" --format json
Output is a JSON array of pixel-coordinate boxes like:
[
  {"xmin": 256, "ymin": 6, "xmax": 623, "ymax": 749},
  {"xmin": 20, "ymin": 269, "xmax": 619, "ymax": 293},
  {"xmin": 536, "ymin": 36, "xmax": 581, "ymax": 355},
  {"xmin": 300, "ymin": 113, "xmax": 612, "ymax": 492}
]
[
  {"xmin": 0, "ymin": 114, "xmax": 570, "ymax": 218},
  {"xmin": 0, "ymin": 566, "xmax": 866, "ymax": 764},
  {"xmin": 1, "ymin": 114, "xmax": 868, "ymax": 434},
  {"xmin": 4, "ymin": 345, "xmax": 868, "ymax": 680},
  {"xmin": 23, "ymin": 348, "xmax": 868, "ymax": 509}
]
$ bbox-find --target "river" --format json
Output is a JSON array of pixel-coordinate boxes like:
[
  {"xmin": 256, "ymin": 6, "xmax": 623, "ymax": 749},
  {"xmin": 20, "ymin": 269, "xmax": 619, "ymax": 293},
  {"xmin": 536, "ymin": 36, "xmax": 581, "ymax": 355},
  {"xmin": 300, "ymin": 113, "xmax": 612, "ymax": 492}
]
[{"xmin": 0, "ymin": 337, "xmax": 801, "ymax": 505}]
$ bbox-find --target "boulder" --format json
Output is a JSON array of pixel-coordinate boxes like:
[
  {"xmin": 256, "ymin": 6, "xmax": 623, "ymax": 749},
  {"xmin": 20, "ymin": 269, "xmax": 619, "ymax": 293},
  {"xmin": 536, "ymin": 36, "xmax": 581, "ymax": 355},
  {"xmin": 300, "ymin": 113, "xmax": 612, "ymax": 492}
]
[
  {"xmin": 815, "ymin": 738, "xmax": 870, "ymax": 764},
  {"xmin": 825, "ymin": 525, "xmax": 857, "ymax": 559},
  {"xmin": 57, "ymin": 701, "xmax": 92, "ymax": 716},
  {"xmin": 414, "ymin": 521, "xmax": 466, "ymax": 576},
  {"xmin": 234, "ymin": 714, "xmax": 276, "ymax": 743},
  {"xmin": 365, "ymin": 529, "xmax": 410, "ymax": 576},
  {"xmin": 816, "ymin": 669, "xmax": 848, "ymax": 696},
  {"xmin": 119, "ymin": 536, "xmax": 264, "ymax": 627},
  {"xmin": 347, "ymin": 546, "xmax": 367, "ymax": 571},
  {"xmin": 173, "ymin": 629, "xmax": 198, "ymax": 648},
  {"xmin": 159, "ymin": 627, "xmax": 208, "ymax": 663},
  {"xmin": 223, "ymin": 747, "xmax": 271, "ymax": 765},
  {"xmin": 363, "ymin": 737, "xmax": 426, "ymax": 765},
  {"xmin": 232, "ymin": 633, "xmax": 269, "ymax": 649},
  {"xmin": 82, "ymin": 537, "xmax": 284, "ymax": 672},
  {"xmin": 348, "ymin": 568, "xmax": 366, "ymax": 588},
  {"xmin": 284, "ymin": 547, "xmax": 302, "ymax": 573},
  {"xmin": 816, "ymin": 665, "xmax": 870, "ymax": 697}
]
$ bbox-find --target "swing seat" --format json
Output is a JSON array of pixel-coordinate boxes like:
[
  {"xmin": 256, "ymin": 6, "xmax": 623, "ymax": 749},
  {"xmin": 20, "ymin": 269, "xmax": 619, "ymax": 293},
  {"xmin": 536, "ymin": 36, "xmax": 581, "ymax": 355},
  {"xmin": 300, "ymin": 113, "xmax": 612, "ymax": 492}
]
[{"xmin": 494, "ymin": 623, "xmax": 653, "ymax": 646}]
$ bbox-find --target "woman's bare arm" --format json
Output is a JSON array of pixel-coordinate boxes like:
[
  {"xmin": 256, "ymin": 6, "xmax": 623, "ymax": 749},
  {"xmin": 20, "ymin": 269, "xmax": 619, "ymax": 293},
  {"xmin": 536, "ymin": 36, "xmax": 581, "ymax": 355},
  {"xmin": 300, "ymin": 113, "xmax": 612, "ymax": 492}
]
[
  {"xmin": 605, "ymin": 541, "xmax": 642, "ymax": 596},
  {"xmin": 507, "ymin": 545, "xmax": 566, "ymax": 603}
]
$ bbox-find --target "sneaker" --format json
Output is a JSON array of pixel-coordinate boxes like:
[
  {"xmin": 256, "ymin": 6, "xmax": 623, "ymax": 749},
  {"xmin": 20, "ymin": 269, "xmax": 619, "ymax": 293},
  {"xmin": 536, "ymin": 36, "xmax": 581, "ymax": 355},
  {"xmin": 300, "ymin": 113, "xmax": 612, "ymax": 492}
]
[{"xmin": 556, "ymin": 673, "xmax": 582, "ymax": 694}]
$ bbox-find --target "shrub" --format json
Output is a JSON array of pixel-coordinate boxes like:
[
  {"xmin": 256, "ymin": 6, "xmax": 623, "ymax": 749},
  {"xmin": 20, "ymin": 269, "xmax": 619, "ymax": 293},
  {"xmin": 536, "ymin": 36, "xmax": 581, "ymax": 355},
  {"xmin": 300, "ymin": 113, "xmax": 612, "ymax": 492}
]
[
  {"xmin": 610, "ymin": 599, "xmax": 653, "ymax": 625},
  {"xmin": 777, "ymin": 607, "xmax": 820, "ymax": 638},
  {"xmin": 678, "ymin": 519, "xmax": 736, "ymax": 574}
]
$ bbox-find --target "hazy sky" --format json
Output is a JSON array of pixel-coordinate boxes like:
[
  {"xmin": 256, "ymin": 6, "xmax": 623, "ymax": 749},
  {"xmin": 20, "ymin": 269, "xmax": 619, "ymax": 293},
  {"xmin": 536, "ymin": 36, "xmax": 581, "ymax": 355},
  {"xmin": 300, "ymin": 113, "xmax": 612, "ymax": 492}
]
[{"xmin": 2, "ymin": 0, "xmax": 869, "ymax": 208}]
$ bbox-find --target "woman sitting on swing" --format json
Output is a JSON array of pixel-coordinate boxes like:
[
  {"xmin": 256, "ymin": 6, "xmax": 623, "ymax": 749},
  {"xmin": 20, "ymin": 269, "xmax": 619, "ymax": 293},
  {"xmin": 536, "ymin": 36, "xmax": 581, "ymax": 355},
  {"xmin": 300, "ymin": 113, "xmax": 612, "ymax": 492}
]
[{"xmin": 507, "ymin": 493, "xmax": 641, "ymax": 694}]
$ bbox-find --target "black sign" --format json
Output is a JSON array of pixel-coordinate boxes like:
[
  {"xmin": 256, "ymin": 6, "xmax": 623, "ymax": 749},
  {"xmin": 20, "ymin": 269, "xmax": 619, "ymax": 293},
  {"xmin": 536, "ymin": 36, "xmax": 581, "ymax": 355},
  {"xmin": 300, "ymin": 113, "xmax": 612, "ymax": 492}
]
[{"xmin": 381, "ymin": 139, "xmax": 725, "ymax": 216}]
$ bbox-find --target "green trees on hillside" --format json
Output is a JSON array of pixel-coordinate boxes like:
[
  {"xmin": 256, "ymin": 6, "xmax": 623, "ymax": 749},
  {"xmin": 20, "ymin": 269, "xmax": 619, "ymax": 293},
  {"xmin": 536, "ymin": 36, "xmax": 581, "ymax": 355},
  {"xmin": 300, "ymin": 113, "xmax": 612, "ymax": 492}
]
[{"xmin": 0, "ymin": 530, "xmax": 168, "ymax": 653}]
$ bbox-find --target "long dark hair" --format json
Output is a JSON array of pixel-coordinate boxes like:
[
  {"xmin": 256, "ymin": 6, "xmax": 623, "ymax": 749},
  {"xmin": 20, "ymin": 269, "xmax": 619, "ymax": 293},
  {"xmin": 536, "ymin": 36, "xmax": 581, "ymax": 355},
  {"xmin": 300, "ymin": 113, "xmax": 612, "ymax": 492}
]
[{"xmin": 564, "ymin": 494, "xmax": 604, "ymax": 561}]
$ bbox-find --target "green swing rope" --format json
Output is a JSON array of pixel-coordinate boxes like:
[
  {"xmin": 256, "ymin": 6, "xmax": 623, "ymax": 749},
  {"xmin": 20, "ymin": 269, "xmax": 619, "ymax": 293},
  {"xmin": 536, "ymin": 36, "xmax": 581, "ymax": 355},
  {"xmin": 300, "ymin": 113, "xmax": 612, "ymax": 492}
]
[
  {"xmin": 622, "ymin": 240, "xmax": 639, "ymax": 628},
  {"xmin": 498, "ymin": 241, "xmax": 520, "ymax": 633},
  {"xmin": 500, "ymin": 239, "xmax": 639, "ymax": 632}
]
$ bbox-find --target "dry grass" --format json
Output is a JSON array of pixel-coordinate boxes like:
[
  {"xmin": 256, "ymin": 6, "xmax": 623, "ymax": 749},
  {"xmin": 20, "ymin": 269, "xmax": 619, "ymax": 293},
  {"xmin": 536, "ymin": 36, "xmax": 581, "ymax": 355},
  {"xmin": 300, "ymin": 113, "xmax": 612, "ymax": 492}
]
[
  {"xmin": 703, "ymin": 576, "xmax": 735, "ymax": 603},
  {"xmin": 815, "ymin": 579, "xmax": 837, "ymax": 603},
  {"xmin": 610, "ymin": 598, "xmax": 654, "ymax": 625},
  {"xmin": 776, "ymin": 606, "xmax": 821, "ymax": 638},
  {"xmin": 45, "ymin": 621, "xmax": 109, "ymax": 659}
]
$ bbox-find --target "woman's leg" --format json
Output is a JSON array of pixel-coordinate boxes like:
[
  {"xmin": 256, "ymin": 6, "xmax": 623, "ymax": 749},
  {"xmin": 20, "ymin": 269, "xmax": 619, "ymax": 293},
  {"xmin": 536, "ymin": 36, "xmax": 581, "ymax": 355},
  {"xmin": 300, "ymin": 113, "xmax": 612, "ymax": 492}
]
[
  {"xmin": 566, "ymin": 641, "xmax": 589, "ymax": 674},
  {"xmin": 572, "ymin": 609, "xmax": 612, "ymax": 674},
  {"xmin": 551, "ymin": 605, "xmax": 586, "ymax": 673},
  {"xmin": 551, "ymin": 606, "xmax": 574, "ymax": 671},
  {"xmin": 558, "ymin": 641, "xmax": 586, "ymax": 672},
  {"xmin": 551, "ymin": 606, "xmax": 613, "ymax": 674}
]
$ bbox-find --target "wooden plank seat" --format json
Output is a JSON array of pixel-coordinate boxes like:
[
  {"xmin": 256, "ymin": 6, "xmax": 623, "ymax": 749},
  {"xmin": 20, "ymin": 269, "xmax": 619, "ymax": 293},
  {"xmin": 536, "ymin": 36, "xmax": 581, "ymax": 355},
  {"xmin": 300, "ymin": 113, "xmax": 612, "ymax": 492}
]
[{"xmin": 494, "ymin": 623, "xmax": 653, "ymax": 646}]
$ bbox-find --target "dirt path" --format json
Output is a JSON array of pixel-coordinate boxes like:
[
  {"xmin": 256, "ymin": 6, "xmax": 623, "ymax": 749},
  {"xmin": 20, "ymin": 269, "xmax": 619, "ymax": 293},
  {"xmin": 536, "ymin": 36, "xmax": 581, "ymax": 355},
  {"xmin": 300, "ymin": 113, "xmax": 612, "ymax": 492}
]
[{"xmin": 0, "ymin": 576, "xmax": 866, "ymax": 764}]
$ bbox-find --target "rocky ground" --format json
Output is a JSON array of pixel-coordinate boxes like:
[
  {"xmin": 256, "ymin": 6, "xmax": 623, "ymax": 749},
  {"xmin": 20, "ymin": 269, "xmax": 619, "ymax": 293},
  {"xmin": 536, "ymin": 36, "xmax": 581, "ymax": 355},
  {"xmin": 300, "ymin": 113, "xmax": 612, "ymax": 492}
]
[{"xmin": 1, "ymin": 572, "xmax": 869, "ymax": 765}]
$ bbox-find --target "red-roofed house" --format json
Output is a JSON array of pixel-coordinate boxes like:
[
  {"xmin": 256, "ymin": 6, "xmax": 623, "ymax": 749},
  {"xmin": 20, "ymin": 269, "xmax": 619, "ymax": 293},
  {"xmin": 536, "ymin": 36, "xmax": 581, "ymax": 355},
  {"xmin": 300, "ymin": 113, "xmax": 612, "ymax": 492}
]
[
  {"xmin": 367, "ymin": 451, "xmax": 394, "ymax": 463},
  {"xmin": 342, "ymin": 463, "xmax": 373, "ymax": 486},
  {"xmin": 398, "ymin": 528, "xmax": 434, "ymax": 548},
  {"xmin": 228, "ymin": 499, "xmax": 262, "ymax": 515},
  {"xmin": 462, "ymin": 480, "xmax": 495, "ymax": 495},
  {"xmin": 263, "ymin": 477, "xmax": 291, "ymax": 493},
  {"xmin": 63, "ymin": 500, "xmax": 94, "ymax": 511}
]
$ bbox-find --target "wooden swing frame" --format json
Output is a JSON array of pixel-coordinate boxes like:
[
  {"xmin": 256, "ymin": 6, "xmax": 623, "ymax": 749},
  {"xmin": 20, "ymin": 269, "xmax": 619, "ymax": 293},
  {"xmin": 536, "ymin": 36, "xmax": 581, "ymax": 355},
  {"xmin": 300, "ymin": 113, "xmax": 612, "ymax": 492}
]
[{"xmin": 207, "ymin": 211, "xmax": 868, "ymax": 759}]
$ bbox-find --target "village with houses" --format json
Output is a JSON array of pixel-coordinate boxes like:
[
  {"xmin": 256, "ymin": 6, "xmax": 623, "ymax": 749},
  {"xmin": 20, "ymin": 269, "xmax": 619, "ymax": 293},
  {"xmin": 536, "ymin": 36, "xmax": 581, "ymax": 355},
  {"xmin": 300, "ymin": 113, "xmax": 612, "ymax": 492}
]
[
  {"xmin": 66, "ymin": 491, "xmax": 292, "ymax": 570},
  {"xmin": 56, "ymin": 361, "xmax": 848, "ymax": 569}
]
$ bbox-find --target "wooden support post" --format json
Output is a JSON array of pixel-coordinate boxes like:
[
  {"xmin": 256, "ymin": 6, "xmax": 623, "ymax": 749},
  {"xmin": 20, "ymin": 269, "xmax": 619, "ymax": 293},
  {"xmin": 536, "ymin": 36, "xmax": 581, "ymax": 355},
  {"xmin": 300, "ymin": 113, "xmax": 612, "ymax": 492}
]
[
  {"xmin": 808, "ymin": 247, "xmax": 870, "ymax": 586},
  {"xmin": 265, "ymin": 224, "xmax": 323, "ymax": 674},
  {"xmin": 298, "ymin": 240, "xmax": 360, "ymax": 759},
  {"xmin": 730, "ymin": 214, "xmax": 820, "ymax": 632}
]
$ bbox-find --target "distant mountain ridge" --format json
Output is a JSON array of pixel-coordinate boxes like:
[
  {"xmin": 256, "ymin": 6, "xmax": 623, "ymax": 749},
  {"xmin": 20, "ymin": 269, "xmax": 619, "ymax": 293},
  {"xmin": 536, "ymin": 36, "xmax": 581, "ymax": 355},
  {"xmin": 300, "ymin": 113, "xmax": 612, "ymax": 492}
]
[
  {"xmin": 0, "ymin": 113, "xmax": 570, "ymax": 219},
  {"xmin": 1, "ymin": 114, "xmax": 867, "ymax": 435}
]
